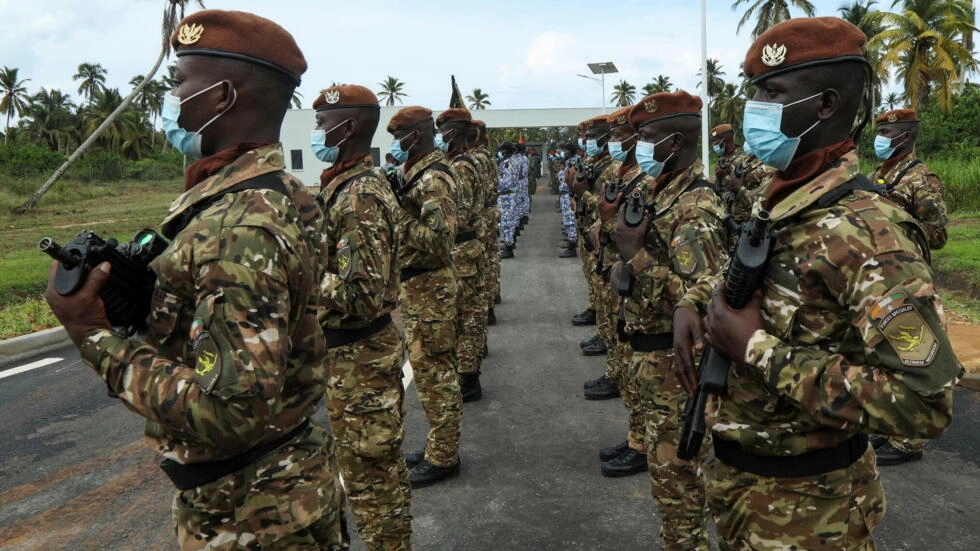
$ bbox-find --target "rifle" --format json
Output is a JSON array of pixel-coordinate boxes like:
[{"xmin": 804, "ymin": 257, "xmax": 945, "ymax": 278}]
[
  {"xmin": 594, "ymin": 178, "xmax": 621, "ymax": 275},
  {"xmin": 616, "ymin": 190, "xmax": 649, "ymax": 297},
  {"xmin": 677, "ymin": 209, "xmax": 773, "ymax": 460}
]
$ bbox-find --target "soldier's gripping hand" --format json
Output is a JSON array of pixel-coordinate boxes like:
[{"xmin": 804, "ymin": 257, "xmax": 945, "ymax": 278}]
[
  {"xmin": 45, "ymin": 261, "xmax": 112, "ymax": 348},
  {"xmin": 673, "ymin": 306, "xmax": 705, "ymax": 395},
  {"xmin": 704, "ymin": 282, "xmax": 764, "ymax": 363},
  {"xmin": 597, "ymin": 185, "xmax": 621, "ymax": 223},
  {"xmin": 612, "ymin": 202, "xmax": 649, "ymax": 260}
]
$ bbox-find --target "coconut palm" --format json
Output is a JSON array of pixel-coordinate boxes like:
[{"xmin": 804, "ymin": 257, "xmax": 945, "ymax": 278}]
[
  {"xmin": 21, "ymin": 88, "xmax": 77, "ymax": 152},
  {"xmin": 697, "ymin": 59, "xmax": 727, "ymax": 98},
  {"xmin": 868, "ymin": 0, "xmax": 979, "ymax": 112},
  {"xmin": 713, "ymin": 83, "xmax": 746, "ymax": 132},
  {"xmin": 1, "ymin": 66, "xmax": 31, "ymax": 142},
  {"xmin": 882, "ymin": 91, "xmax": 904, "ymax": 110},
  {"xmin": 610, "ymin": 80, "xmax": 636, "ymax": 106},
  {"xmin": 290, "ymin": 89, "xmax": 304, "ymax": 109},
  {"xmin": 731, "ymin": 0, "xmax": 816, "ymax": 38},
  {"xmin": 642, "ymin": 75, "xmax": 673, "ymax": 96},
  {"xmin": 466, "ymin": 88, "xmax": 492, "ymax": 110},
  {"xmin": 73, "ymin": 62, "xmax": 108, "ymax": 102},
  {"xmin": 839, "ymin": 1, "xmax": 888, "ymax": 112},
  {"xmin": 377, "ymin": 76, "xmax": 407, "ymax": 107},
  {"xmin": 17, "ymin": 0, "xmax": 206, "ymax": 213}
]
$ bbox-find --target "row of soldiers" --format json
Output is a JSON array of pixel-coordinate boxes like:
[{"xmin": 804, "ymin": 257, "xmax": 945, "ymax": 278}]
[
  {"xmin": 42, "ymin": 9, "xmax": 508, "ymax": 551},
  {"xmin": 556, "ymin": 16, "xmax": 962, "ymax": 551}
]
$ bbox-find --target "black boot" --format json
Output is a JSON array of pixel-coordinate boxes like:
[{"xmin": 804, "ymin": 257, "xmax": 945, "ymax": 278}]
[
  {"xmin": 583, "ymin": 373, "xmax": 612, "ymax": 390},
  {"xmin": 876, "ymin": 442, "xmax": 924, "ymax": 466},
  {"xmin": 579, "ymin": 333, "xmax": 601, "ymax": 349},
  {"xmin": 599, "ymin": 440, "xmax": 629, "ymax": 462},
  {"xmin": 571, "ymin": 308, "xmax": 596, "ymax": 326},
  {"xmin": 487, "ymin": 308, "xmax": 496, "ymax": 326},
  {"xmin": 404, "ymin": 449, "xmax": 426, "ymax": 468},
  {"xmin": 559, "ymin": 246, "xmax": 577, "ymax": 258},
  {"xmin": 460, "ymin": 372, "xmax": 482, "ymax": 403},
  {"xmin": 584, "ymin": 375, "xmax": 620, "ymax": 400},
  {"xmin": 494, "ymin": 293, "xmax": 501, "ymax": 305},
  {"xmin": 601, "ymin": 448, "xmax": 647, "ymax": 477},
  {"xmin": 582, "ymin": 338, "xmax": 607, "ymax": 356},
  {"xmin": 410, "ymin": 458, "xmax": 461, "ymax": 488},
  {"xmin": 499, "ymin": 243, "xmax": 514, "ymax": 259},
  {"xmin": 482, "ymin": 343, "xmax": 489, "ymax": 358}
]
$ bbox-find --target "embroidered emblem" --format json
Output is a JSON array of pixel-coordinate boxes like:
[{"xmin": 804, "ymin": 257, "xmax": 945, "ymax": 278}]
[
  {"xmin": 177, "ymin": 23, "xmax": 204, "ymax": 45},
  {"xmin": 336, "ymin": 241, "xmax": 352, "ymax": 279},
  {"xmin": 671, "ymin": 238, "xmax": 698, "ymax": 275},
  {"xmin": 191, "ymin": 330, "xmax": 221, "ymax": 393},
  {"xmin": 871, "ymin": 292, "xmax": 939, "ymax": 367},
  {"xmin": 643, "ymin": 99, "xmax": 658, "ymax": 113},
  {"xmin": 324, "ymin": 89, "xmax": 341, "ymax": 104},
  {"xmin": 887, "ymin": 113, "xmax": 898, "ymax": 123},
  {"xmin": 762, "ymin": 43, "xmax": 787, "ymax": 67}
]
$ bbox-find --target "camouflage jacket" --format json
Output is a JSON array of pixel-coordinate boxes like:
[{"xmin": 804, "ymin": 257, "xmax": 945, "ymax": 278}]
[
  {"xmin": 498, "ymin": 154, "xmax": 521, "ymax": 193},
  {"xmin": 397, "ymin": 149, "xmax": 458, "ymax": 270},
  {"xmin": 448, "ymin": 151, "xmax": 486, "ymax": 276},
  {"xmin": 717, "ymin": 148, "xmax": 773, "ymax": 223},
  {"xmin": 470, "ymin": 146, "xmax": 498, "ymax": 239},
  {"xmin": 624, "ymin": 161, "xmax": 729, "ymax": 334},
  {"xmin": 80, "ymin": 144, "xmax": 328, "ymax": 463},
  {"xmin": 711, "ymin": 150, "xmax": 963, "ymax": 457},
  {"xmin": 869, "ymin": 151, "xmax": 948, "ymax": 250},
  {"xmin": 318, "ymin": 156, "xmax": 400, "ymax": 330},
  {"xmin": 578, "ymin": 153, "xmax": 615, "ymax": 234}
]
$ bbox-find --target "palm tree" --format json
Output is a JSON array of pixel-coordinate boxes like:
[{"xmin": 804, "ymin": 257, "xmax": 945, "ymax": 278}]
[
  {"xmin": 73, "ymin": 62, "xmax": 107, "ymax": 102},
  {"xmin": 1, "ymin": 66, "xmax": 31, "ymax": 142},
  {"xmin": 290, "ymin": 89, "xmax": 304, "ymax": 109},
  {"xmin": 868, "ymin": 0, "xmax": 978, "ymax": 112},
  {"xmin": 839, "ymin": 1, "xmax": 888, "ymax": 113},
  {"xmin": 466, "ymin": 88, "xmax": 492, "ymax": 110},
  {"xmin": 882, "ymin": 91, "xmax": 904, "ymax": 110},
  {"xmin": 377, "ymin": 76, "xmax": 407, "ymax": 107},
  {"xmin": 22, "ymin": 88, "xmax": 77, "ymax": 152},
  {"xmin": 642, "ymin": 75, "xmax": 674, "ymax": 96},
  {"xmin": 610, "ymin": 80, "xmax": 637, "ymax": 106},
  {"xmin": 714, "ymin": 83, "xmax": 746, "ymax": 132},
  {"xmin": 732, "ymin": 0, "xmax": 816, "ymax": 38},
  {"xmin": 697, "ymin": 59, "xmax": 727, "ymax": 98},
  {"xmin": 17, "ymin": 0, "xmax": 206, "ymax": 213}
]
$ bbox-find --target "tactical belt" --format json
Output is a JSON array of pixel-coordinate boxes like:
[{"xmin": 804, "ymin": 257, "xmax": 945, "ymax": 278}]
[
  {"xmin": 498, "ymin": 189, "xmax": 514, "ymax": 195},
  {"xmin": 400, "ymin": 266, "xmax": 435, "ymax": 282},
  {"xmin": 484, "ymin": 200, "xmax": 496, "ymax": 208},
  {"xmin": 159, "ymin": 420, "xmax": 310, "ymax": 490},
  {"xmin": 713, "ymin": 433, "xmax": 868, "ymax": 478},
  {"xmin": 629, "ymin": 332, "xmax": 673, "ymax": 352},
  {"xmin": 323, "ymin": 313, "xmax": 392, "ymax": 349},
  {"xmin": 454, "ymin": 230, "xmax": 477, "ymax": 244}
]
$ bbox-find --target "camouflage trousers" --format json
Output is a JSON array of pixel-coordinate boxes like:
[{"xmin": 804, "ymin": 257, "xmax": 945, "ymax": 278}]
[
  {"xmin": 631, "ymin": 349, "xmax": 709, "ymax": 551},
  {"xmin": 887, "ymin": 436, "xmax": 928, "ymax": 454},
  {"xmin": 484, "ymin": 207, "xmax": 501, "ymax": 310},
  {"xmin": 704, "ymin": 446, "xmax": 885, "ymax": 551},
  {"xmin": 576, "ymin": 238, "xmax": 598, "ymax": 315},
  {"xmin": 399, "ymin": 266, "xmax": 462, "ymax": 467},
  {"xmin": 325, "ymin": 322, "xmax": 412, "ymax": 551},
  {"xmin": 453, "ymin": 241, "xmax": 488, "ymax": 375},
  {"xmin": 559, "ymin": 193, "xmax": 576, "ymax": 242},
  {"xmin": 599, "ymin": 279, "xmax": 644, "ymax": 452},
  {"xmin": 498, "ymin": 193, "xmax": 518, "ymax": 244},
  {"xmin": 517, "ymin": 184, "xmax": 530, "ymax": 217},
  {"xmin": 172, "ymin": 424, "xmax": 348, "ymax": 550}
]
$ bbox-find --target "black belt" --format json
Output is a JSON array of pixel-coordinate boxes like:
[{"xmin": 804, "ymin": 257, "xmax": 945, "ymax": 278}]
[
  {"xmin": 454, "ymin": 230, "xmax": 477, "ymax": 244},
  {"xmin": 484, "ymin": 200, "xmax": 495, "ymax": 208},
  {"xmin": 323, "ymin": 313, "xmax": 392, "ymax": 349},
  {"xmin": 713, "ymin": 433, "xmax": 869, "ymax": 478},
  {"xmin": 160, "ymin": 420, "xmax": 309, "ymax": 490},
  {"xmin": 498, "ymin": 190, "xmax": 513, "ymax": 195},
  {"xmin": 400, "ymin": 266, "xmax": 435, "ymax": 282},
  {"xmin": 629, "ymin": 332, "xmax": 673, "ymax": 351}
]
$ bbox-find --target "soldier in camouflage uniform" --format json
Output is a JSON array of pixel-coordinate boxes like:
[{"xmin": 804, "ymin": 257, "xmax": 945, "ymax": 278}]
[
  {"xmin": 312, "ymin": 85, "xmax": 411, "ymax": 550},
  {"xmin": 436, "ymin": 108, "xmax": 488, "ymax": 403},
  {"xmin": 684, "ymin": 18, "xmax": 964, "ymax": 550},
  {"xmin": 710, "ymin": 123, "xmax": 774, "ymax": 226},
  {"xmin": 471, "ymin": 120, "xmax": 501, "ymax": 326},
  {"xmin": 498, "ymin": 142, "xmax": 521, "ymax": 258},
  {"xmin": 387, "ymin": 106, "xmax": 464, "ymax": 488},
  {"xmin": 569, "ymin": 122, "xmax": 601, "ymax": 340},
  {"xmin": 514, "ymin": 143, "xmax": 530, "ymax": 228},
  {"xmin": 610, "ymin": 92, "xmax": 728, "ymax": 550},
  {"xmin": 557, "ymin": 142, "xmax": 579, "ymax": 258},
  {"xmin": 868, "ymin": 108, "xmax": 950, "ymax": 466},
  {"xmin": 45, "ymin": 10, "xmax": 348, "ymax": 550}
]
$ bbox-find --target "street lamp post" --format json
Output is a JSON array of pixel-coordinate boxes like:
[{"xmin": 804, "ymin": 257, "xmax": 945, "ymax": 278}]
[{"xmin": 578, "ymin": 61, "xmax": 618, "ymax": 114}]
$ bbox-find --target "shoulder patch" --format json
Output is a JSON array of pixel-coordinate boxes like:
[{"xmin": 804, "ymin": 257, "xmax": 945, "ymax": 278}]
[
  {"xmin": 192, "ymin": 329, "xmax": 221, "ymax": 394},
  {"xmin": 671, "ymin": 236, "xmax": 699, "ymax": 275},
  {"xmin": 336, "ymin": 239, "xmax": 353, "ymax": 279},
  {"xmin": 870, "ymin": 291, "xmax": 939, "ymax": 367}
]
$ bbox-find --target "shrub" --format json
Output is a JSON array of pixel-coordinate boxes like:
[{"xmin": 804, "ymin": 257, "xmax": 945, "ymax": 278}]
[{"xmin": 0, "ymin": 142, "xmax": 65, "ymax": 178}]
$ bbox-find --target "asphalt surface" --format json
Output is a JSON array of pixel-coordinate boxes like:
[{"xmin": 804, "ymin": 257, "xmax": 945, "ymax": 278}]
[{"xmin": 1, "ymin": 188, "xmax": 979, "ymax": 550}]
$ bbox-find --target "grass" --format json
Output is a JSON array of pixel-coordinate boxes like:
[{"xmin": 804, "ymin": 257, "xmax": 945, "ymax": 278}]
[{"xmin": 933, "ymin": 223, "xmax": 980, "ymax": 289}]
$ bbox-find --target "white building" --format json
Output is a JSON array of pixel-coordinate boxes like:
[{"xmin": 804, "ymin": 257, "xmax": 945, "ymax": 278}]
[{"xmin": 280, "ymin": 106, "xmax": 605, "ymax": 187}]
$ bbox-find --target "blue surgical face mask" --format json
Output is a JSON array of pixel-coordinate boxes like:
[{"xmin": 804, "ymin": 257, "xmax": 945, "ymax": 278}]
[
  {"xmin": 577, "ymin": 138, "xmax": 585, "ymax": 149},
  {"xmin": 607, "ymin": 134, "xmax": 636, "ymax": 163},
  {"xmin": 162, "ymin": 81, "xmax": 237, "ymax": 159},
  {"xmin": 712, "ymin": 143, "xmax": 724, "ymax": 156},
  {"xmin": 585, "ymin": 134, "xmax": 607, "ymax": 158},
  {"xmin": 873, "ymin": 132, "xmax": 908, "ymax": 160},
  {"xmin": 390, "ymin": 131, "xmax": 417, "ymax": 163},
  {"xmin": 497, "ymin": 151, "xmax": 504, "ymax": 160},
  {"xmin": 741, "ymin": 92, "xmax": 822, "ymax": 171},
  {"xmin": 310, "ymin": 118, "xmax": 351, "ymax": 164},
  {"xmin": 635, "ymin": 133, "xmax": 677, "ymax": 177},
  {"xmin": 434, "ymin": 132, "xmax": 449, "ymax": 152}
]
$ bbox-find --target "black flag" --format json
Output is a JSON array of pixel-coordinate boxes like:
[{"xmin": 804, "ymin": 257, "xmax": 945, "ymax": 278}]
[{"xmin": 449, "ymin": 75, "xmax": 465, "ymax": 109}]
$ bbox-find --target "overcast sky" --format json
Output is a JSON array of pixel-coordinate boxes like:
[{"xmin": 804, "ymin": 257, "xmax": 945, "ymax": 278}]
[{"xmin": 0, "ymin": 0, "xmax": 967, "ymax": 114}]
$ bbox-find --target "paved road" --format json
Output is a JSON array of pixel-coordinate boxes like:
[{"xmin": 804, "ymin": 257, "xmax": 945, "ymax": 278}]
[{"xmin": 2, "ymin": 191, "xmax": 979, "ymax": 550}]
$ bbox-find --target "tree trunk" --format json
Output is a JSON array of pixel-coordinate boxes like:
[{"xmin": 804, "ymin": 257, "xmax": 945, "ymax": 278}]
[{"xmin": 13, "ymin": 47, "xmax": 168, "ymax": 213}]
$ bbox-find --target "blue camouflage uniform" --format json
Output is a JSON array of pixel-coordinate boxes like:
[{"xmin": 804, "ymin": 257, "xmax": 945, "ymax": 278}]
[
  {"xmin": 515, "ymin": 153, "xmax": 530, "ymax": 219},
  {"xmin": 558, "ymin": 158, "xmax": 577, "ymax": 243},
  {"xmin": 498, "ymin": 154, "xmax": 521, "ymax": 245}
]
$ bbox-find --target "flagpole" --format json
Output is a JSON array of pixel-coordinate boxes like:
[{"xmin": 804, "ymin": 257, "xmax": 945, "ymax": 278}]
[{"xmin": 700, "ymin": 0, "xmax": 710, "ymax": 170}]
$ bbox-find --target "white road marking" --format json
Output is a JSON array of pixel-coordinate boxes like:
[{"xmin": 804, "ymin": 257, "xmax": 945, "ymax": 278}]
[{"xmin": 0, "ymin": 357, "xmax": 63, "ymax": 379}]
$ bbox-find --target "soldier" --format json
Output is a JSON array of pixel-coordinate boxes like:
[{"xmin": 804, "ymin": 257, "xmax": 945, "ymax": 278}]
[
  {"xmin": 498, "ymin": 141, "xmax": 521, "ymax": 259},
  {"xmin": 514, "ymin": 142, "xmax": 531, "ymax": 229},
  {"xmin": 436, "ymin": 108, "xmax": 488, "ymax": 402},
  {"xmin": 868, "ymin": 108, "xmax": 950, "ymax": 466},
  {"xmin": 471, "ymin": 120, "xmax": 501, "ymax": 326},
  {"xmin": 683, "ymin": 18, "xmax": 963, "ymax": 549},
  {"xmin": 44, "ymin": 10, "xmax": 348, "ymax": 549},
  {"xmin": 569, "ymin": 123, "xmax": 601, "ymax": 348},
  {"xmin": 611, "ymin": 92, "xmax": 728, "ymax": 549},
  {"xmin": 710, "ymin": 123, "xmax": 774, "ymax": 226},
  {"xmin": 311, "ymin": 85, "xmax": 411, "ymax": 550},
  {"xmin": 387, "ymin": 106, "xmax": 463, "ymax": 488},
  {"xmin": 557, "ymin": 141, "xmax": 579, "ymax": 258}
]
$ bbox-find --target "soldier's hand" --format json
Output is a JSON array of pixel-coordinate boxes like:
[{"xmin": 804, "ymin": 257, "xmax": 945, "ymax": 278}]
[
  {"xmin": 612, "ymin": 203, "xmax": 648, "ymax": 260},
  {"xmin": 598, "ymin": 186, "xmax": 621, "ymax": 223},
  {"xmin": 588, "ymin": 225, "xmax": 601, "ymax": 251},
  {"xmin": 673, "ymin": 306, "xmax": 704, "ymax": 395},
  {"xmin": 704, "ymin": 282, "xmax": 764, "ymax": 364},
  {"xmin": 45, "ymin": 261, "xmax": 112, "ymax": 348}
]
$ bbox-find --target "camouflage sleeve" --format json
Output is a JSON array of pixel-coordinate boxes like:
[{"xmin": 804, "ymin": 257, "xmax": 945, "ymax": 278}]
[
  {"xmin": 321, "ymin": 181, "xmax": 396, "ymax": 320},
  {"xmin": 79, "ymin": 226, "xmax": 297, "ymax": 452},
  {"xmin": 627, "ymin": 251, "xmax": 681, "ymax": 313},
  {"xmin": 498, "ymin": 161, "xmax": 518, "ymax": 192},
  {"xmin": 912, "ymin": 171, "xmax": 949, "ymax": 249},
  {"xmin": 674, "ymin": 206, "xmax": 729, "ymax": 315},
  {"xmin": 400, "ymin": 173, "xmax": 457, "ymax": 261},
  {"xmin": 455, "ymin": 162, "xmax": 478, "ymax": 230},
  {"xmin": 743, "ymin": 248, "xmax": 962, "ymax": 440}
]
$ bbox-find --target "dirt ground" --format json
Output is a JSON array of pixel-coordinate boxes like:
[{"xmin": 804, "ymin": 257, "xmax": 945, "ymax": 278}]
[{"xmin": 947, "ymin": 316, "xmax": 980, "ymax": 374}]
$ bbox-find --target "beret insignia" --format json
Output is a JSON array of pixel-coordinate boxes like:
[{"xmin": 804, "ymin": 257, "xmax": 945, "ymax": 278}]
[
  {"xmin": 762, "ymin": 43, "xmax": 787, "ymax": 67},
  {"xmin": 177, "ymin": 23, "xmax": 204, "ymax": 45},
  {"xmin": 887, "ymin": 113, "xmax": 898, "ymax": 123},
  {"xmin": 323, "ymin": 90, "xmax": 341, "ymax": 104},
  {"xmin": 643, "ymin": 99, "xmax": 658, "ymax": 113},
  {"xmin": 615, "ymin": 114, "xmax": 627, "ymax": 125}
]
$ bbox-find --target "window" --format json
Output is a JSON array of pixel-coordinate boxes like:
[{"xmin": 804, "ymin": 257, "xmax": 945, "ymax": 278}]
[{"xmin": 290, "ymin": 149, "xmax": 304, "ymax": 171}]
